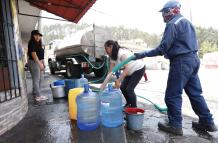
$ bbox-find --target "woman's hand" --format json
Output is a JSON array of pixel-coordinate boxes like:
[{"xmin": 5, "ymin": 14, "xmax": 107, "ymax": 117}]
[
  {"xmin": 100, "ymin": 72, "xmax": 113, "ymax": 90},
  {"xmin": 100, "ymin": 83, "xmax": 106, "ymax": 90},
  {"xmin": 115, "ymin": 79, "xmax": 121, "ymax": 89},
  {"xmin": 39, "ymin": 63, "xmax": 45, "ymax": 71},
  {"xmin": 114, "ymin": 68, "xmax": 128, "ymax": 89}
]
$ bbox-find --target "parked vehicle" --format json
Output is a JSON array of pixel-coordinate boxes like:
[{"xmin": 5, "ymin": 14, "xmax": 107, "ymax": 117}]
[{"xmin": 48, "ymin": 25, "xmax": 111, "ymax": 78}]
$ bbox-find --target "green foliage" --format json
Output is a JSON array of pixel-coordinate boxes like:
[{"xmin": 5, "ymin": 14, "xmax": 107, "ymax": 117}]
[
  {"xmin": 196, "ymin": 26, "xmax": 218, "ymax": 57},
  {"xmin": 103, "ymin": 25, "xmax": 160, "ymax": 48},
  {"xmin": 42, "ymin": 23, "xmax": 218, "ymax": 57},
  {"xmin": 42, "ymin": 23, "xmax": 91, "ymax": 44}
]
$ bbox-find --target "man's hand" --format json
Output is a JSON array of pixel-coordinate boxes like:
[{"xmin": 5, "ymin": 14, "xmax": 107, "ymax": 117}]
[{"xmin": 134, "ymin": 52, "xmax": 147, "ymax": 60}]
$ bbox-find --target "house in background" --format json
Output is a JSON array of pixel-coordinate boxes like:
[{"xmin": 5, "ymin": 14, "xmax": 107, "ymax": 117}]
[
  {"xmin": 202, "ymin": 52, "xmax": 218, "ymax": 69},
  {"xmin": 0, "ymin": 0, "xmax": 96, "ymax": 135}
]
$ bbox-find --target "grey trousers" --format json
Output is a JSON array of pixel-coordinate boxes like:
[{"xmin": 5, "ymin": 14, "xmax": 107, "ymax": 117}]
[{"xmin": 28, "ymin": 60, "xmax": 44, "ymax": 97}]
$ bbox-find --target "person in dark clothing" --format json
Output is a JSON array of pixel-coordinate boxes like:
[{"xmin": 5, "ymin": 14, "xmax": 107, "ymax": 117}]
[
  {"xmin": 143, "ymin": 69, "xmax": 148, "ymax": 82},
  {"xmin": 28, "ymin": 30, "xmax": 47, "ymax": 102},
  {"xmin": 134, "ymin": 0, "xmax": 217, "ymax": 135},
  {"xmin": 101, "ymin": 40, "xmax": 145, "ymax": 107}
]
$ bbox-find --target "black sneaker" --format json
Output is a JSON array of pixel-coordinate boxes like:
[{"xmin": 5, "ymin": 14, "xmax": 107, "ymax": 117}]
[
  {"xmin": 158, "ymin": 121, "xmax": 183, "ymax": 136},
  {"xmin": 124, "ymin": 104, "xmax": 131, "ymax": 108},
  {"xmin": 192, "ymin": 121, "xmax": 218, "ymax": 132}
]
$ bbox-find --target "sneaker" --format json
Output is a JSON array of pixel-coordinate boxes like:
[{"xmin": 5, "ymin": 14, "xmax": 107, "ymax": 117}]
[
  {"xmin": 39, "ymin": 96, "xmax": 48, "ymax": 100},
  {"xmin": 192, "ymin": 121, "xmax": 218, "ymax": 132},
  {"xmin": 35, "ymin": 96, "xmax": 48, "ymax": 102},
  {"xmin": 35, "ymin": 96, "xmax": 42, "ymax": 102},
  {"xmin": 158, "ymin": 121, "xmax": 183, "ymax": 136},
  {"xmin": 124, "ymin": 104, "xmax": 131, "ymax": 108}
]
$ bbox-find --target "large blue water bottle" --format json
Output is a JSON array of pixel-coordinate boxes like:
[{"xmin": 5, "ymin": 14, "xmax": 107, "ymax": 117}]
[
  {"xmin": 79, "ymin": 74, "xmax": 88, "ymax": 88},
  {"xmin": 100, "ymin": 84, "xmax": 124, "ymax": 127},
  {"xmin": 76, "ymin": 84, "xmax": 100, "ymax": 130}
]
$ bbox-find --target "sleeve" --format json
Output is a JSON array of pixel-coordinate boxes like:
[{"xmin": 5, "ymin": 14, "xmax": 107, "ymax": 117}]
[
  {"xmin": 145, "ymin": 23, "xmax": 176, "ymax": 57},
  {"xmin": 158, "ymin": 23, "xmax": 177, "ymax": 55},
  {"xmin": 120, "ymin": 54, "xmax": 128, "ymax": 61},
  {"xmin": 110, "ymin": 58, "xmax": 116, "ymax": 64},
  {"xmin": 28, "ymin": 41, "xmax": 37, "ymax": 53}
]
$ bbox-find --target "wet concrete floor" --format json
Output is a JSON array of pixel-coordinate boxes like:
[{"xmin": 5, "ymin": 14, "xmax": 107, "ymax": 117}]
[{"xmin": 0, "ymin": 72, "xmax": 218, "ymax": 143}]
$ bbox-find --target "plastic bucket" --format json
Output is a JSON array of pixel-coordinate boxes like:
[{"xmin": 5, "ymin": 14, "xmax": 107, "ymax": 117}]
[
  {"xmin": 50, "ymin": 84, "xmax": 65, "ymax": 98},
  {"xmin": 53, "ymin": 80, "xmax": 65, "ymax": 86},
  {"xmin": 124, "ymin": 108, "xmax": 145, "ymax": 131}
]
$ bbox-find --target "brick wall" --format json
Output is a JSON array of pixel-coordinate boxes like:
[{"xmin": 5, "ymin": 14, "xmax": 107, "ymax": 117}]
[{"xmin": 0, "ymin": 87, "xmax": 28, "ymax": 135}]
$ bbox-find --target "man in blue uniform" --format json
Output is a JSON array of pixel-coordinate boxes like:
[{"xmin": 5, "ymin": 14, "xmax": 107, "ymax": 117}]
[{"xmin": 134, "ymin": 0, "xmax": 217, "ymax": 135}]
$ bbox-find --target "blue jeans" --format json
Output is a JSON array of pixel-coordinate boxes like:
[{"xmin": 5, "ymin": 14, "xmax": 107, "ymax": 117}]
[{"xmin": 166, "ymin": 53, "xmax": 214, "ymax": 128}]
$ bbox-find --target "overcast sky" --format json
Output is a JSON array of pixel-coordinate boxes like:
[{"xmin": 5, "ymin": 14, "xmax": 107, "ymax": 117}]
[{"xmin": 42, "ymin": 0, "xmax": 218, "ymax": 34}]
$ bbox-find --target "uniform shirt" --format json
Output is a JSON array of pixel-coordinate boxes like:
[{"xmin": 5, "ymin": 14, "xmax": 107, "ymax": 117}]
[
  {"xmin": 142, "ymin": 14, "xmax": 198, "ymax": 59},
  {"xmin": 111, "ymin": 49, "xmax": 145, "ymax": 76},
  {"xmin": 28, "ymin": 40, "xmax": 44, "ymax": 60}
]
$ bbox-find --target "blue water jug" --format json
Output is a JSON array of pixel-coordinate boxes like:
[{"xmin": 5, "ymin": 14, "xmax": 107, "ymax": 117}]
[
  {"xmin": 65, "ymin": 79, "xmax": 74, "ymax": 97},
  {"xmin": 76, "ymin": 84, "xmax": 100, "ymax": 131},
  {"xmin": 65, "ymin": 79, "xmax": 80, "ymax": 96},
  {"xmin": 100, "ymin": 84, "xmax": 124, "ymax": 127},
  {"xmin": 79, "ymin": 75, "xmax": 88, "ymax": 88}
]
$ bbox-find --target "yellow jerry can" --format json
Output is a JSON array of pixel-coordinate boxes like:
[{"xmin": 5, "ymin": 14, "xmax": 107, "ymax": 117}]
[{"xmin": 68, "ymin": 88, "xmax": 84, "ymax": 120}]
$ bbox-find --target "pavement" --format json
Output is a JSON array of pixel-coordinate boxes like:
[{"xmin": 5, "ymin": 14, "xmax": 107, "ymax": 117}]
[{"xmin": 0, "ymin": 71, "xmax": 218, "ymax": 143}]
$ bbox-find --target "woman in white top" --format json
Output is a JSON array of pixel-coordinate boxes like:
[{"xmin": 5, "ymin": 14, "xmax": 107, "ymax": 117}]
[{"xmin": 102, "ymin": 40, "xmax": 145, "ymax": 107}]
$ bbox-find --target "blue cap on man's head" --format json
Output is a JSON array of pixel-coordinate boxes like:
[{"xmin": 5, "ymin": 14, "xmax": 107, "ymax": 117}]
[{"xmin": 159, "ymin": 0, "xmax": 181, "ymax": 12}]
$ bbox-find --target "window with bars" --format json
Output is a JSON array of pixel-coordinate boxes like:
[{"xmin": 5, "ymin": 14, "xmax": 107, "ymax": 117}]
[{"xmin": 0, "ymin": 0, "xmax": 21, "ymax": 103}]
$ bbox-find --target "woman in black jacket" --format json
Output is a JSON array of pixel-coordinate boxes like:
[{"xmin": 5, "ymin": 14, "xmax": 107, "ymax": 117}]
[{"xmin": 28, "ymin": 30, "xmax": 47, "ymax": 102}]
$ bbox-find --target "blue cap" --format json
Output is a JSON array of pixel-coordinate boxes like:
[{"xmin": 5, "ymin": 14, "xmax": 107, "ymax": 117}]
[{"xmin": 159, "ymin": 0, "xmax": 181, "ymax": 12}]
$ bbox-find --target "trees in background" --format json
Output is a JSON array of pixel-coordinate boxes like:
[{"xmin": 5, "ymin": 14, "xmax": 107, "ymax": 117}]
[
  {"xmin": 42, "ymin": 23, "xmax": 218, "ymax": 58},
  {"xmin": 196, "ymin": 27, "xmax": 218, "ymax": 57},
  {"xmin": 42, "ymin": 23, "xmax": 90, "ymax": 45}
]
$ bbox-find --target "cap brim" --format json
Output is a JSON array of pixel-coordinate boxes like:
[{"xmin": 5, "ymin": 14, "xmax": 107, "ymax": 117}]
[
  {"xmin": 37, "ymin": 33, "xmax": 43, "ymax": 36},
  {"xmin": 33, "ymin": 33, "xmax": 43, "ymax": 36},
  {"xmin": 159, "ymin": 8, "xmax": 164, "ymax": 12}
]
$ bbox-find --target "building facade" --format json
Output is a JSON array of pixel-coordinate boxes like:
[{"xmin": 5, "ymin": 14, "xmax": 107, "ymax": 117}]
[{"xmin": 0, "ymin": 0, "xmax": 28, "ymax": 135}]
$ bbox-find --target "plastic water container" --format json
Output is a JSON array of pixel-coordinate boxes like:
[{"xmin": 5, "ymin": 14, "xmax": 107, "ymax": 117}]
[
  {"xmin": 76, "ymin": 84, "xmax": 100, "ymax": 130},
  {"xmin": 65, "ymin": 79, "xmax": 80, "ymax": 97},
  {"xmin": 79, "ymin": 75, "xmax": 88, "ymax": 88},
  {"xmin": 100, "ymin": 84, "xmax": 123, "ymax": 127},
  {"xmin": 68, "ymin": 88, "xmax": 84, "ymax": 120}
]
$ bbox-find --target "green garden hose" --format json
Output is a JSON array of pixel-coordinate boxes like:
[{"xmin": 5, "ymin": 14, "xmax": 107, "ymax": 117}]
[
  {"xmin": 89, "ymin": 57, "xmax": 110, "ymax": 84},
  {"xmin": 90, "ymin": 55, "xmax": 135, "ymax": 83},
  {"xmin": 91, "ymin": 87, "xmax": 167, "ymax": 113},
  {"xmin": 90, "ymin": 54, "xmax": 167, "ymax": 112},
  {"xmin": 137, "ymin": 95, "xmax": 167, "ymax": 112},
  {"xmin": 111, "ymin": 55, "xmax": 136, "ymax": 73}
]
